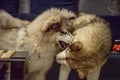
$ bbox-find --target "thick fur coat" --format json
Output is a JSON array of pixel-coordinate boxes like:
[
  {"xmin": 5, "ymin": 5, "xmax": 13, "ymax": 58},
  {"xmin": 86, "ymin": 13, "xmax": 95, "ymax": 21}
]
[
  {"xmin": 56, "ymin": 13, "xmax": 112, "ymax": 80},
  {"xmin": 0, "ymin": 8, "xmax": 76, "ymax": 80}
]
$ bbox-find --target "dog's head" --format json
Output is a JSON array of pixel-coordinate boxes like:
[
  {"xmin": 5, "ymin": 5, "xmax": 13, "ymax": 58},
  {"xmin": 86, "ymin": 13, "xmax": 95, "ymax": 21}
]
[
  {"xmin": 56, "ymin": 38, "xmax": 103, "ymax": 79},
  {"xmin": 56, "ymin": 13, "xmax": 111, "ymax": 79},
  {"xmin": 26, "ymin": 8, "xmax": 76, "ymax": 50},
  {"xmin": 56, "ymin": 41, "xmax": 90, "ymax": 79}
]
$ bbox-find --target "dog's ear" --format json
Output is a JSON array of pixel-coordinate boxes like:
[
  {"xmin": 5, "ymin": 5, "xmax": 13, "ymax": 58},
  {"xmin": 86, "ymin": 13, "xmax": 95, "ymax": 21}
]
[
  {"xmin": 73, "ymin": 13, "xmax": 96, "ymax": 29},
  {"xmin": 70, "ymin": 42, "xmax": 82, "ymax": 52},
  {"xmin": 66, "ymin": 26, "xmax": 75, "ymax": 34},
  {"xmin": 0, "ymin": 10, "xmax": 30, "ymax": 29},
  {"xmin": 41, "ymin": 16, "xmax": 61, "ymax": 32}
]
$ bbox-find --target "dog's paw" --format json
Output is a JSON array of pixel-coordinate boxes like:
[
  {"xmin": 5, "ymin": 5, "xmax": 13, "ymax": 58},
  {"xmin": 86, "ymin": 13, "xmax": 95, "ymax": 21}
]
[{"xmin": 41, "ymin": 15, "xmax": 61, "ymax": 31}]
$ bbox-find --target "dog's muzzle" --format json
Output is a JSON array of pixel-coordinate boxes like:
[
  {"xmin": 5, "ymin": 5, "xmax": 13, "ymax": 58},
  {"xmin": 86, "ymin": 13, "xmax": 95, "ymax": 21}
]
[
  {"xmin": 55, "ymin": 31, "xmax": 72, "ymax": 66},
  {"xmin": 56, "ymin": 32, "xmax": 72, "ymax": 50},
  {"xmin": 56, "ymin": 49, "xmax": 69, "ymax": 66}
]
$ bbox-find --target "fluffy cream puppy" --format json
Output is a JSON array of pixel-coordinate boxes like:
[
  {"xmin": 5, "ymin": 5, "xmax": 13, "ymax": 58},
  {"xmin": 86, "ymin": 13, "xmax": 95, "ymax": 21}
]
[
  {"xmin": 56, "ymin": 13, "xmax": 112, "ymax": 80},
  {"xmin": 0, "ymin": 8, "xmax": 76, "ymax": 80}
]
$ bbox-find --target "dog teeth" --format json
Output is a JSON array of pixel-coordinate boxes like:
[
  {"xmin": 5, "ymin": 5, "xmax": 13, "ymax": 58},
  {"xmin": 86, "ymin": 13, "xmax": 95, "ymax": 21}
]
[{"xmin": 59, "ymin": 41, "xmax": 69, "ymax": 49}]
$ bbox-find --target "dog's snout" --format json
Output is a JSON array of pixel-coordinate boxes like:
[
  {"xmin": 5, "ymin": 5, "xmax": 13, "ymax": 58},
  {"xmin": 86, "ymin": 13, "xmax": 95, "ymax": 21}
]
[{"xmin": 56, "ymin": 50, "xmax": 67, "ymax": 59}]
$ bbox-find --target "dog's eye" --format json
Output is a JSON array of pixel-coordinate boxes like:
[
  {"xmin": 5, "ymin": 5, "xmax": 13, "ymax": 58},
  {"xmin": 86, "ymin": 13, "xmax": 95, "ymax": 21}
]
[
  {"xmin": 60, "ymin": 31, "xmax": 67, "ymax": 34},
  {"xmin": 70, "ymin": 42, "xmax": 81, "ymax": 52},
  {"xmin": 50, "ymin": 23, "xmax": 61, "ymax": 29},
  {"xmin": 47, "ymin": 23, "xmax": 61, "ymax": 31},
  {"xmin": 69, "ymin": 16, "xmax": 75, "ymax": 20}
]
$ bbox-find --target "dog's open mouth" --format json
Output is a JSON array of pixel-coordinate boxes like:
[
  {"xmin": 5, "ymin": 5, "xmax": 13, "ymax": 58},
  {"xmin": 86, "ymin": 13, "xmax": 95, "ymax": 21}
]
[{"xmin": 58, "ymin": 40, "xmax": 69, "ymax": 49}]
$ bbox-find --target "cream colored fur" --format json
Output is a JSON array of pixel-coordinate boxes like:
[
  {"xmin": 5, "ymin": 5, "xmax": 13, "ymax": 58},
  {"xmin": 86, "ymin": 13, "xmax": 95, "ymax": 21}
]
[
  {"xmin": 0, "ymin": 8, "xmax": 76, "ymax": 80},
  {"xmin": 0, "ymin": 10, "xmax": 30, "ymax": 29},
  {"xmin": 56, "ymin": 13, "xmax": 112, "ymax": 80}
]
